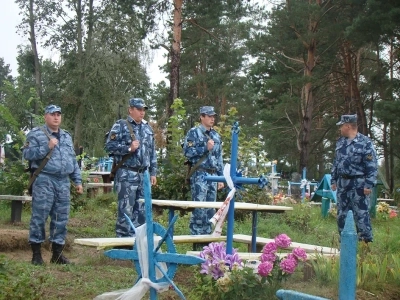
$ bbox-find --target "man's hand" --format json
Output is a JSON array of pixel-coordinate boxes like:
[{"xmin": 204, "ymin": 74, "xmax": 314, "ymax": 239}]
[
  {"xmin": 331, "ymin": 184, "xmax": 336, "ymax": 191},
  {"xmin": 364, "ymin": 188, "xmax": 372, "ymax": 196},
  {"xmin": 207, "ymin": 139, "xmax": 214, "ymax": 151},
  {"xmin": 75, "ymin": 184, "xmax": 83, "ymax": 194},
  {"xmin": 150, "ymin": 176, "xmax": 157, "ymax": 186},
  {"xmin": 130, "ymin": 140, "xmax": 140, "ymax": 152},
  {"xmin": 48, "ymin": 138, "xmax": 58, "ymax": 149},
  {"xmin": 217, "ymin": 182, "xmax": 224, "ymax": 190}
]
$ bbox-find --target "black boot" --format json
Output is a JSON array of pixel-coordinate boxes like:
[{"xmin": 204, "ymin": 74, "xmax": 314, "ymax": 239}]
[
  {"xmin": 50, "ymin": 243, "xmax": 71, "ymax": 265},
  {"xmin": 30, "ymin": 243, "xmax": 44, "ymax": 266},
  {"xmin": 192, "ymin": 243, "xmax": 208, "ymax": 251}
]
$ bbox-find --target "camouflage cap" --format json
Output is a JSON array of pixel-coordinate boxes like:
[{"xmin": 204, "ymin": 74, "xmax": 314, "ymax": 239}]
[
  {"xmin": 45, "ymin": 104, "xmax": 62, "ymax": 114},
  {"xmin": 336, "ymin": 114, "xmax": 357, "ymax": 125},
  {"xmin": 200, "ymin": 106, "xmax": 217, "ymax": 116},
  {"xmin": 129, "ymin": 98, "xmax": 148, "ymax": 110}
]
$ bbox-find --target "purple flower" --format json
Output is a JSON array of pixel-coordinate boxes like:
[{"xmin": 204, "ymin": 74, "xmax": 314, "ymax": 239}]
[
  {"xmin": 280, "ymin": 257, "xmax": 297, "ymax": 274},
  {"xmin": 262, "ymin": 242, "xmax": 278, "ymax": 254},
  {"xmin": 199, "ymin": 242, "xmax": 242, "ymax": 279},
  {"xmin": 260, "ymin": 253, "xmax": 277, "ymax": 263},
  {"xmin": 258, "ymin": 261, "xmax": 274, "ymax": 277},
  {"xmin": 225, "ymin": 252, "xmax": 242, "ymax": 269},
  {"xmin": 292, "ymin": 247, "xmax": 307, "ymax": 261},
  {"xmin": 274, "ymin": 234, "xmax": 292, "ymax": 248},
  {"xmin": 200, "ymin": 242, "xmax": 227, "ymax": 260}
]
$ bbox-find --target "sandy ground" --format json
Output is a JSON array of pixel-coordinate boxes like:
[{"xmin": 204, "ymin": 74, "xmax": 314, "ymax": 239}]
[{"xmin": 0, "ymin": 229, "xmax": 75, "ymax": 262}]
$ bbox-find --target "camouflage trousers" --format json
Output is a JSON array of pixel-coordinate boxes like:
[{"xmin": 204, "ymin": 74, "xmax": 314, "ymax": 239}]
[
  {"xmin": 337, "ymin": 179, "xmax": 373, "ymax": 242},
  {"xmin": 189, "ymin": 170, "xmax": 217, "ymax": 235},
  {"xmin": 29, "ymin": 173, "xmax": 71, "ymax": 245},
  {"xmin": 114, "ymin": 168, "xmax": 145, "ymax": 237}
]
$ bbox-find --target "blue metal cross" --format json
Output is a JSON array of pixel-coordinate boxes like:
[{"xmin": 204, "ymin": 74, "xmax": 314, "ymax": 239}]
[
  {"xmin": 103, "ymin": 171, "xmax": 204, "ymax": 300},
  {"xmin": 203, "ymin": 122, "xmax": 268, "ymax": 254}
]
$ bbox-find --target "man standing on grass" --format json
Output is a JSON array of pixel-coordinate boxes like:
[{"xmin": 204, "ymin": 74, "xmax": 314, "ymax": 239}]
[
  {"xmin": 331, "ymin": 114, "xmax": 377, "ymax": 243},
  {"xmin": 105, "ymin": 98, "xmax": 157, "ymax": 238},
  {"xmin": 23, "ymin": 104, "xmax": 83, "ymax": 265},
  {"xmin": 183, "ymin": 106, "xmax": 224, "ymax": 242}
]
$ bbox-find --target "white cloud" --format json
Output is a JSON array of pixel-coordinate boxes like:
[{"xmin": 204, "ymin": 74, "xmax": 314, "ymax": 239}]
[
  {"xmin": 0, "ymin": 0, "xmax": 24, "ymax": 77},
  {"xmin": 0, "ymin": 0, "xmax": 168, "ymax": 84}
]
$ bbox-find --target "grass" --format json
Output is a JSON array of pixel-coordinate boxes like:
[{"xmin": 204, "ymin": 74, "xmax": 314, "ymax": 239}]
[{"xmin": 0, "ymin": 194, "xmax": 400, "ymax": 299}]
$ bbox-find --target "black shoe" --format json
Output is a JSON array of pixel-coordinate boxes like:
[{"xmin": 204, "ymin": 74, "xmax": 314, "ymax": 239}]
[
  {"xmin": 50, "ymin": 243, "xmax": 72, "ymax": 265},
  {"xmin": 359, "ymin": 237, "xmax": 373, "ymax": 243},
  {"xmin": 30, "ymin": 243, "xmax": 44, "ymax": 266},
  {"xmin": 50, "ymin": 253, "xmax": 71, "ymax": 264},
  {"xmin": 32, "ymin": 253, "xmax": 44, "ymax": 265}
]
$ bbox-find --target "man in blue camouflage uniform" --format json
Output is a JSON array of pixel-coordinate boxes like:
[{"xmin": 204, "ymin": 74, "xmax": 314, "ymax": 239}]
[
  {"xmin": 331, "ymin": 114, "xmax": 377, "ymax": 243},
  {"xmin": 183, "ymin": 106, "xmax": 224, "ymax": 238},
  {"xmin": 23, "ymin": 105, "xmax": 83, "ymax": 265},
  {"xmin": 105, "ymin": 98, "xmax": 157, "ymax": 238}
]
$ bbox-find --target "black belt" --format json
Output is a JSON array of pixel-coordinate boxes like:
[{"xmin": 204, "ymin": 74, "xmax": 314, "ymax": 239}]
[
  {"xmin": 121, "ymin": 166, "xmax": 148, "ymax": 173},
  {"xmin": 198, "ymin": 167, "xmax": 217, "ymax": 174},
  {"xmin": 340, "ymin": 175, "xmax": 364, "ymax": 179}
]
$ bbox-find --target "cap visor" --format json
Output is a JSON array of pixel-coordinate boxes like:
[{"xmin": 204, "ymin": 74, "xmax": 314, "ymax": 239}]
[
  {"xmin": 336, "ymin": 121, "xmax": 343, "ymax": 126},
  {"xmin": 134, "ymin": 105, "xmax": 148, "ymax": 110}
]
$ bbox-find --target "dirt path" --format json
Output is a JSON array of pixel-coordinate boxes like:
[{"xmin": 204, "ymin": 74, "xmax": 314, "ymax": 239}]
[{"xmin": 0, "ymin": 229, "xmax": 77, "ymax": 263}]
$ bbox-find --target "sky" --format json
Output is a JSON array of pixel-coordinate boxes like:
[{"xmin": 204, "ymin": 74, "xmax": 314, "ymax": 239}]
[
  {"xmin": 0, "ymin": 0, "xmax": 168, "ymax": 84},
  {"xmin": 1, "ymin": 0, "xmax": 24, "ymax": 77}
]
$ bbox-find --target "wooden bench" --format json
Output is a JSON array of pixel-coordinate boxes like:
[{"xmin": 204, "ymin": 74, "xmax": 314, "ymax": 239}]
[
  {"xmin": 74, "ymin": 235, "xmax": 227, "ymax": 250},
  {"xmin": 86, "ymin": 182, "xmax": 114, "ymax": 197},
  {"xmin": 377, "ymin": 198, "xmax": 394, "ymax": 202},
  {"xmin": 232, "ymin": 234, "xmax": 339, "ymax": 254},
  {"xmin": 0, "ymin": 195, "xmax": 32, "ymax": 223}
]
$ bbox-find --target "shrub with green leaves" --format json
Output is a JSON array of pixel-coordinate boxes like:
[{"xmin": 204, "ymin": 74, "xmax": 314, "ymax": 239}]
[{"xmin": 0, "ymin": 159, "xmax": 29, "ymax": 195}]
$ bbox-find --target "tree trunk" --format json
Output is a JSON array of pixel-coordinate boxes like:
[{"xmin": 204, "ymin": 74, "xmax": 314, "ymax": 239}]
[
  {"xmin": 168, "ymin": 0, "xmax": 183, "ymax": 119},
  {"xmin": 299, "ymin": 45, "xmax": 314, "ymax": 171},
  {"xmin": 389, "ymin": 39, "xmax": 394, "ymax": 192},
  {"xmin": 28, "ymin": 0, "xmax": 42, "ymax": 114},
  {"xmin": 73, "ymin": 0, "xmax": 94, "ymax": 148},
  {"xmin": 340, "ymin": 42, "xmax": 368, "ymax": 135}
]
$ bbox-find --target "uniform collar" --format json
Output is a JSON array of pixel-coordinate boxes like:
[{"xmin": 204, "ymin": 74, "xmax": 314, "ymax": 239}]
[
  {"xmin": 44, "ymin": 125, "xmax": 62, "ymax": 135},
  {"xmin": 199, "ymin": 124, "xmax": 213, "ymax": 133},
  {"xmin": 350, "ymin": 132, "xmax": 362, "ymax": 142}
]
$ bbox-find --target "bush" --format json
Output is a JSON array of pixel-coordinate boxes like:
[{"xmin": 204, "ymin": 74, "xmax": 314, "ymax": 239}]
[{"xmin": 0, "ymin": 159, "xmax": 29, "ymax": 195}]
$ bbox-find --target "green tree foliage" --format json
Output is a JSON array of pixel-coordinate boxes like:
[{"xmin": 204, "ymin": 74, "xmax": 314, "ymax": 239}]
[
  {"xmin": 0, "ymin": 58, "xmax": 13, "ymax": 101},
  {"xmin": 152, "ymin": 98, "xmax": 189, "ymax": 200},
  {"xmin": 4, "ymin": 0, "xmax": 400, "ymax": 193}
]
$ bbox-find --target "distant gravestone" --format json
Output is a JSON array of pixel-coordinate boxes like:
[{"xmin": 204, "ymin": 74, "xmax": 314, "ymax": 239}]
[{"xmin": 290, "ymin": 172, "xmax": 301, "ymax": 199}]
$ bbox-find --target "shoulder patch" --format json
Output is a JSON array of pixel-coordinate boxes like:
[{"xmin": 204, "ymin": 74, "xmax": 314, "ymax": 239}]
[
  {"xmin": 366, "ymin": 154, "xmax": 373, "ymax": 161},
  {"xmin": 188, "ymin": 141, "xmax": 194, "ymax": 147},
  {"xmin": 110, "ymin": 133, "xmax": 117, "ymax": 140},
  {"xmin": 24, "ymin": 141, "xmax": 29, "ymax": 148}
]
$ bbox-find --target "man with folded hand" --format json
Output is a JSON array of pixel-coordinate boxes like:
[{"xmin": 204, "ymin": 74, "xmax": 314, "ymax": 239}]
[
  {"xmin": 183, "ymin": 106, "xmax": 224, "ymax": 239},
  {"xmin": 331, "ymin": 114, "xmax": 377, "ymax": 243},
  {"xmin": 23, "ymin": 104, "xmax": 83, "ymax": 265},
  {"xmin": 105, "ymin": 98, "xmax": 157, "ymax": 238}
]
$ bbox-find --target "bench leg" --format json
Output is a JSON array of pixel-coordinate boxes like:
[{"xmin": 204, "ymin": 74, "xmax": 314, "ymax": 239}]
[
  {"xmin": 88, "ymin": 188, "xmax": 99, "ymax": 198},
  {"xmin": 11, "ymin": 201, "xmax": 23, "ymax": 223},
  {"xmin": 251, "ymin": 211, "xmax": 258, "ymax": 252},
  {"xmin": 102, "ymin": 175, "xmax": 112, "ymax": 193}
]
